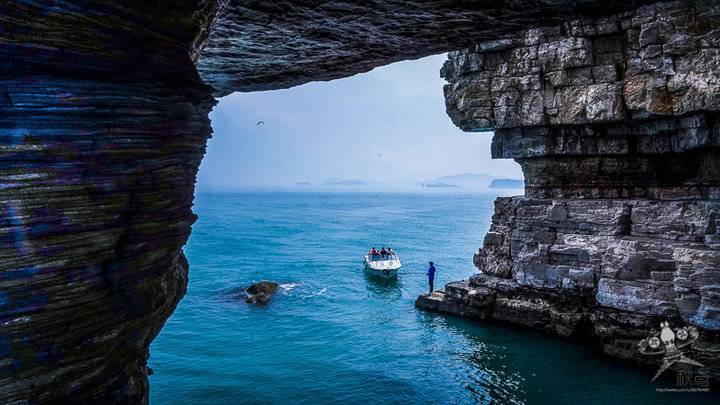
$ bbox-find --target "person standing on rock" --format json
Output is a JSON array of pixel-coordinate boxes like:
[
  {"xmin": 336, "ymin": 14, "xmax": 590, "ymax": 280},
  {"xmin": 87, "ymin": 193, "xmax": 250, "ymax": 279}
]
[{"xmin": 427, "ymin": 261, "xmax": 436, "ymax": 294}]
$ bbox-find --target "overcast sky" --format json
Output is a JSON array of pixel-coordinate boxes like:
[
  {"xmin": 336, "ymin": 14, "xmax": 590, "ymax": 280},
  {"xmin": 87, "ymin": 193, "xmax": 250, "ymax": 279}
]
[{"xmin": 197, "ymin": 53, "xmax": 522, "ymax": 190}]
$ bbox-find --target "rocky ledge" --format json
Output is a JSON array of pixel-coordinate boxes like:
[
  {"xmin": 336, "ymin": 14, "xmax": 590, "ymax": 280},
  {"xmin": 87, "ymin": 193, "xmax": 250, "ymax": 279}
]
[
  {"xmin": 418, "ymin": 0, "xmax": 720, "ymax": 380},
  {"xmin": 417, "ymin": 197, "xmax": 720, "ymax": 377}
]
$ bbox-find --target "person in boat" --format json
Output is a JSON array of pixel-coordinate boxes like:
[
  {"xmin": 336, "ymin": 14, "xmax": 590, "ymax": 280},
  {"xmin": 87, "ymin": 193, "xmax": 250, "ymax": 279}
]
[
  {"xmin": 427, "ymin": 261, "xmax": 436, "ymax": 294},
  {"xmin": 369, "ymin": 247, "xmax": 379, "ymax": 260},
  {"xmin": 380, "ymin": 247, "xmax": 388, "ymax": 258},
  {"xmin": 386, "ymin": 247, "xmax": 394, "ymax": 258}
]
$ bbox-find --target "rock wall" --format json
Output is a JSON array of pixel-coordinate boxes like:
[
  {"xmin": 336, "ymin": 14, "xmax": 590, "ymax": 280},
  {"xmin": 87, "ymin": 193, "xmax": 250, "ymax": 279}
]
[
  {"xmin": 418, "ymin": 1, "xmax": 720, "ymax": 378},
  {"xmin": 0, "ymin": 1, "xmax": 218, "ymax": 402},
  {"xmin": 198, "ymin": 0, "xmax": 670, "ymax": 96}
]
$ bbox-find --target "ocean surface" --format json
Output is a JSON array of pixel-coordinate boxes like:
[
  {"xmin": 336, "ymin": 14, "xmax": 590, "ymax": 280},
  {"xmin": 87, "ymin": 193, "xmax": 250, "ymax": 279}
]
[{"xmin": 149, "ymin": 191, "xmax": 716, "ymax": 404}]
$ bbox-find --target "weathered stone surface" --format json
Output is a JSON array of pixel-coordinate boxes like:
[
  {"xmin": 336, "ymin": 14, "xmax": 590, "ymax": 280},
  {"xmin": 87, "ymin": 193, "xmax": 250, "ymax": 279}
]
[
  {"xmin": 198, "ymin": 0, "xmax": 672, "ymax": 96},
  {"xmin": 443, "ymin": 2, "xmax": 720, "ymax": 131},
  {"xmin": 415, "ymin": 274, "xmax": 591, "ymax": 338},
  {"xmin": 416, "ymin": 277, "xmax": 592, "ymax": 337},
  {"xmin": 421, "ymin": 196, "xmax": 720, "ymax": 377},
  {"xmin": 432, "ymin": 8, "xmax": 720, "ymax": 371},
  {"xmin": 0, "ymin": 79, "xmax": 215, "ymax": 401},
  {"xmin": 596, "ymin": 278, "xmax": 677, "ymax": 316},
  {"xmin": 244, "ymin": 281, "xmax": 280, "ymax": 305},
  {"xmin": 0, "ymin": 1, "xmax": 217, "ymax": 402},
  {"xmin": 443, "ymin": 1, "xmax": 720, "ymax": 197},
  {"xmin": 674, "ymin": 247, "xmax": 720, "ymax": 330}
]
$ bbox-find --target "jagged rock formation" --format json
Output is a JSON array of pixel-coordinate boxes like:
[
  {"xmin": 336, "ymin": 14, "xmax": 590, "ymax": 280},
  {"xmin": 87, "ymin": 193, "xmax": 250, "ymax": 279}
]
[
  {"xmin": 0, "ymin": 1, "xmax": 218, "ymax": 402},
  {"xmin": 417, "ymin": 1, "xmax": 720, "ymax": 378},
  {"xmin": 244, "ymin": 281, "xmax": 280, "ymax": 305},
  {"xmin": 1, "ymin": 0, "xmax": 718, "ymax": 402},
  {"xmin": 198, "ymin": 0, "xmax": 671, "ymax": 95}
]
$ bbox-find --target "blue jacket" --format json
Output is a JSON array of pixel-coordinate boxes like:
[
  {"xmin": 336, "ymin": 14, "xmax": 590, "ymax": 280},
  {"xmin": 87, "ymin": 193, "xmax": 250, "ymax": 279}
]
[{"xmin": 427, "ymin": 265, "xmax": 436, "ymax": 280}]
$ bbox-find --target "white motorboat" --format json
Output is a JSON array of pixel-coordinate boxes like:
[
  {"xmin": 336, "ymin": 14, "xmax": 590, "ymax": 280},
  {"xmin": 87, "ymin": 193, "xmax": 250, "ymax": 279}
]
[{"xmin": 364, "ymin": 254, "xmax": 402, "ymax": 278}]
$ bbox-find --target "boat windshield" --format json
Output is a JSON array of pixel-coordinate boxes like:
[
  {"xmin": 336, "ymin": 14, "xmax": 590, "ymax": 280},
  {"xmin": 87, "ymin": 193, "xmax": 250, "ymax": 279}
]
[{"xmin": 368, "ymin": 253, "xmax": 397, "ymax": 261}]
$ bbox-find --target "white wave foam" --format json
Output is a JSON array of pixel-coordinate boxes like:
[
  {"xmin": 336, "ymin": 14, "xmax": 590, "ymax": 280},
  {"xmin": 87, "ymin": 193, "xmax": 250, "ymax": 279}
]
[
  {"xmin": 307, "ymin": 287, "xmax": 327, "ymax": 297},
  {"xmin": 279, "ymin": 282, "xmax": 303, "ymax": 292},
  {"xmin": 295, "ymin": 287, "xmax": 328, "ymax": 301}
]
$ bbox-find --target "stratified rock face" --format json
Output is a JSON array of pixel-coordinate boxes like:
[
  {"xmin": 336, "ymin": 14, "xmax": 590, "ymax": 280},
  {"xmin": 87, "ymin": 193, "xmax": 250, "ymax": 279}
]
[
  {"xmin": 0, "ymin": 1, "xmax": 218, "ymax": 402},
  {"xmin": 420, "ymin": 1, "xmax": 720, "ymax": 378},
  {"xmin": 198, "ymin": 0, "xmax": 669, "ymax": 96},
  {"xmin": 443, "ymin": 2, "xmax": 720, "ymax": 130},
  {"xmin": 442, "ymin": 1, "xmax": 720, "ymax": 198},
  {"xmin": 417, "ymin": 197, "xmax": 720, "ymax": 376},
  {"xmin": 481, "ymin": 197, "xmax": 720, "ymax": 327}
]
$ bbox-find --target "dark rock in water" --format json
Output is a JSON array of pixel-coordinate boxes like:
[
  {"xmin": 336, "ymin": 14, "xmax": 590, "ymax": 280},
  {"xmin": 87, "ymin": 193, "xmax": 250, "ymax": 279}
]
[
  {"xmin": 245, "ymin": 281, "xmax": 280, "ymax": 305},
  {"xmin": 246, "ymin": 281, "xmax": 279, "ymax": 296}
]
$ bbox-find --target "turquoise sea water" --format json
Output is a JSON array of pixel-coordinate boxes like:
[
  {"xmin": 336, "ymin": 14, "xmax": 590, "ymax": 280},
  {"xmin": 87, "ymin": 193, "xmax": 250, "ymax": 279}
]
[{"xmin": 149, "ymin": 191, "xmax": 716, "ymax": 404}]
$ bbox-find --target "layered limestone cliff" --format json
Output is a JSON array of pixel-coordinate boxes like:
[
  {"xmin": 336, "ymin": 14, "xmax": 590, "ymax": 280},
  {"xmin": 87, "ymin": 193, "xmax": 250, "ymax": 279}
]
[
  {"xmin": 417, "ymin": 1, "xmax": 720, "ymax": 378},
  {"xmin": 198, "ymin": 0, "xmax": 670, "ymax": 95},
  {"xmin": 0, "ymin": 1, "xmax": 218, "ymax": 401}
]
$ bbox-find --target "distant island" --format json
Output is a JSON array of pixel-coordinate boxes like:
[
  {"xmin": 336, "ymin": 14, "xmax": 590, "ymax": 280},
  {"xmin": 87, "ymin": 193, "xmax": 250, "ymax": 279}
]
[
  {"xmin": 489, "ymin": 178, "xmax": 524, "ymax": 189},
  {"xmin": 294, "ymin": 182, "xmax": 311, "ymax": 186},
  {"xmin": 421, "ymin": 182, "xmax": 458, "ymax": 188},
  {"xmin": 421, "ymin": 173, "xmax": 524, "ymax": 189},
  {"xmin": 324, "ymin": 179, "xmax": 365, "ymax": 186},
  {"xmin": 422, "ymin": 173, "xmax": 493, "ymax": 189}
]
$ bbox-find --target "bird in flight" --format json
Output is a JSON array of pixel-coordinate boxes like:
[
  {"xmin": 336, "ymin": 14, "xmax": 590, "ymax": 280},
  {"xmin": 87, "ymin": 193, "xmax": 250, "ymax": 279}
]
[
  {"xmin": 376, "ymin": 152, "xmax": 382, "ymax": 158},
  {"xmin": 256, "ymin": 121, "xmax": 265, "ymax": 126}
]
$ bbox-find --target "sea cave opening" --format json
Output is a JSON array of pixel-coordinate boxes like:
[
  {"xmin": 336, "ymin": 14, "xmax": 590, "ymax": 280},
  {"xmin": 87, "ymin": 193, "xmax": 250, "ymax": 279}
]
[
  {"xmin": 145, "ymin": 52, "xmax": 687, "ymax": 403},
  {"xmin": 147, "ymin": 54, "xmax": 531, "ymax": 402}
]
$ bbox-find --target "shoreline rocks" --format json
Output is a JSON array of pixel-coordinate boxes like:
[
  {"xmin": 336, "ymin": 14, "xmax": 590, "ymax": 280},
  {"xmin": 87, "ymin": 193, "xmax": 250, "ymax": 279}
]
[
  {"xmin": 416, "ymin": 197, "xmax": 720, "ymax": 379},
  {"xmin": 423, "ymin": 0, "xmax": 720, "ymax": 381}
]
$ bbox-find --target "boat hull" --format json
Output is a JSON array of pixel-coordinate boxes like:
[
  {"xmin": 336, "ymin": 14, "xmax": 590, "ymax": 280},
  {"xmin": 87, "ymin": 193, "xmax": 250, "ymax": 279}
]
[
  {"xmin": 364, "ymin": 256, "xmax": 401, "ymax": 278},
  {"xmin": 364, "ymin": 266, "xmax": 400, "ymax": 279}
]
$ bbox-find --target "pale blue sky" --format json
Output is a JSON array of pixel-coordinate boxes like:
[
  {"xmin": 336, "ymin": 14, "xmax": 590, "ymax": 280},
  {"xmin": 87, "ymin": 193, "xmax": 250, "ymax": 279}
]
[{"xmin": 198, "ymin": 54, "xmax": 522, "ymax": 190}]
